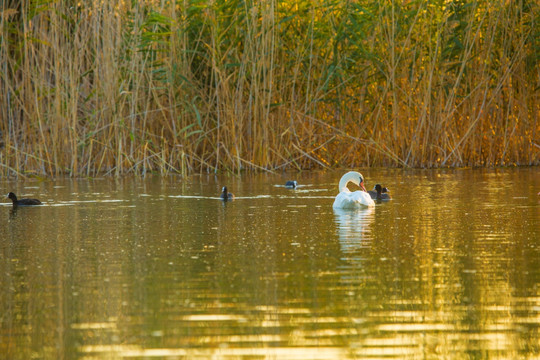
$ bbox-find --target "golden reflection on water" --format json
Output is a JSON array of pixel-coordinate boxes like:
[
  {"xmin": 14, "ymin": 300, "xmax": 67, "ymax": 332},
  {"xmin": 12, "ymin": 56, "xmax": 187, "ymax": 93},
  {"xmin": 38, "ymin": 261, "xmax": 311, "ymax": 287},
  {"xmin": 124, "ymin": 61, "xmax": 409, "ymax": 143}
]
[{"xmin": 0, "ymin": 169, "xmax": 539, "ymax": 359}]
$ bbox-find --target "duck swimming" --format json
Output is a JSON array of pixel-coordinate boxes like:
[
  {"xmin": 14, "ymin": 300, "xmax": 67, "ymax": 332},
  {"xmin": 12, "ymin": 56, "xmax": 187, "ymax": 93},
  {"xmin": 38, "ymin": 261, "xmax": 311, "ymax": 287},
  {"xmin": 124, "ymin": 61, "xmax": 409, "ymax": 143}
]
[
  {"xmin": 368, "ymin": 184, "xmax": 391, "ymax": 201},
  {"xmin": 220, "ymin": 187, "xmax": 234, "ymax": 201},
  {"xmin": 332, "ymin": 171, "xmax": 375, "ymax": 209},
  {"xmin": 7, "ymin": 192, "xmax": 42, "ymax": 206},
  {"xmin": 285, "ymin": 181, "xmax": 297, "ymax": 189}
]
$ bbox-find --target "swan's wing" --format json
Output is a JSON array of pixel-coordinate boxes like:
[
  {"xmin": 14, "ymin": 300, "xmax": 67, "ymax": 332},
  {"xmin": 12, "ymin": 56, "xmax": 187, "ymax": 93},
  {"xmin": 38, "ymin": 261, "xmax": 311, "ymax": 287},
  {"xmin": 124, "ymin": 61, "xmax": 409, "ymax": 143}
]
[
  {"xmin": 333, "ymin": 190, "xmax": 374, "ymax": 209},
  {"xmin": 348, "ymin": 191, "xmax": 375, "ymax": 207},
  {"xmin": 333, "ymin": 191, "xmax": 351, "ymax": 209}
]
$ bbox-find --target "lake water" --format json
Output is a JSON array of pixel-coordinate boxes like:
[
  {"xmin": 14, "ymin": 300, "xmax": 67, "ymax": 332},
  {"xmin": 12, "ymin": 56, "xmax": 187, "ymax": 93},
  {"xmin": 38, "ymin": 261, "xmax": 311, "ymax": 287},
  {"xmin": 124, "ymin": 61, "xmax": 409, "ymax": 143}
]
[{"xmin": 1, "ymin": 168, "xmax": 539, "ymax": 359}]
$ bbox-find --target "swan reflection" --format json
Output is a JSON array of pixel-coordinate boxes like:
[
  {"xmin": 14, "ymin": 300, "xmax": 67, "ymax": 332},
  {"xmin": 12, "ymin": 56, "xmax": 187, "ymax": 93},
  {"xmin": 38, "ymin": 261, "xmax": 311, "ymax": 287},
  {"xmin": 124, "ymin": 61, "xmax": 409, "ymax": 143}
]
[{"xmin": 333, "ymin": 207, "xmax": 375, "ymax": 254}]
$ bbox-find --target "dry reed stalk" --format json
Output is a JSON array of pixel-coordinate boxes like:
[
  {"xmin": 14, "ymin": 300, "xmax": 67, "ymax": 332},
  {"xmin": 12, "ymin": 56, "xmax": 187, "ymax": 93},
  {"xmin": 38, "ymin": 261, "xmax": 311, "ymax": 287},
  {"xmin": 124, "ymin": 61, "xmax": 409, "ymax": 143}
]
[{"xmin": 0, "ymin": 0, "xmax": 537, "ymax": 177}]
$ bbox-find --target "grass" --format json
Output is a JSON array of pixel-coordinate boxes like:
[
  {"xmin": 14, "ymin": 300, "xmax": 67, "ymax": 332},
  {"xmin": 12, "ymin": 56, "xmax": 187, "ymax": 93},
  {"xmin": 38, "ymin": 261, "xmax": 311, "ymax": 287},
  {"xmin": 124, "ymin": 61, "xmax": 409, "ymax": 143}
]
[{"xmin": 0, "ymin": 0, "xmax": 538, "ymax": 177}]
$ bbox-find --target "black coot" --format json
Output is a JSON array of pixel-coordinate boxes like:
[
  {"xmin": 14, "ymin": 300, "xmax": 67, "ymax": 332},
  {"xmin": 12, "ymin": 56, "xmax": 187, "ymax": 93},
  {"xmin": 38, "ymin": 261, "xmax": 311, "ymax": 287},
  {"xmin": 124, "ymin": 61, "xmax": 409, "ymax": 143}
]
[
  {"xmin": 220, "ymin": 187, "xmax": 234, "ymax": 201},
  {"xmin": 367, "ymin": 184, "xmax": 391, "ymax": 200},
  {"xmin": 7, "ymin": 192, "xmax": 42, "ymax": 206}
]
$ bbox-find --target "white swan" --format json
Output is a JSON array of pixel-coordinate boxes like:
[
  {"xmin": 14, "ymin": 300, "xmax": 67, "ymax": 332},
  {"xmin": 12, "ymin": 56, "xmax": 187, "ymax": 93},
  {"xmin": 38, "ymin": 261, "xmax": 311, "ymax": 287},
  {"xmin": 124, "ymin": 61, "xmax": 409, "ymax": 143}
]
[{"xmin": 333, "ymin": 171, "xmax": 375, "ymax": 209}]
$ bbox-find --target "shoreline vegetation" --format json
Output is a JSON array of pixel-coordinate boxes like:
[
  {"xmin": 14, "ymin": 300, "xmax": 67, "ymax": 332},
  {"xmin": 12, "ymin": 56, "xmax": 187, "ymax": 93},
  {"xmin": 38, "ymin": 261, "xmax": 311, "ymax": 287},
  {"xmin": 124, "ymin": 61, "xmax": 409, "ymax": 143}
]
[{"xmin": 1, "ymin": 1, "xmax": 538, "ymax": 177}]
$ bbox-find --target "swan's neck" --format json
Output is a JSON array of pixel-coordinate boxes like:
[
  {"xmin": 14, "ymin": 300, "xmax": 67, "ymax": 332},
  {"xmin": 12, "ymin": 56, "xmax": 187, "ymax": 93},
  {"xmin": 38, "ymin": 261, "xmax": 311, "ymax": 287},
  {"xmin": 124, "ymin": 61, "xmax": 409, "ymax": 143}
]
[
  {"xmin": 339, "ymin": 172, "xmax": 358, "ymax": 192},
  {"xmin": 339, "ymin": 178, "xmax": 349, "ymax": 192}
]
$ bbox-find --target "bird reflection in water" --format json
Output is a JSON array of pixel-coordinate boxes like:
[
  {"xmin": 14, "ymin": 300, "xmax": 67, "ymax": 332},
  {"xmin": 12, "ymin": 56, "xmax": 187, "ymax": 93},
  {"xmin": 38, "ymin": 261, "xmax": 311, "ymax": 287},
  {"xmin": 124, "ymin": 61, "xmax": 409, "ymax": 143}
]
[{"xmin": 333, "ymin": 207, "xmax": 375, "ymax": 254}]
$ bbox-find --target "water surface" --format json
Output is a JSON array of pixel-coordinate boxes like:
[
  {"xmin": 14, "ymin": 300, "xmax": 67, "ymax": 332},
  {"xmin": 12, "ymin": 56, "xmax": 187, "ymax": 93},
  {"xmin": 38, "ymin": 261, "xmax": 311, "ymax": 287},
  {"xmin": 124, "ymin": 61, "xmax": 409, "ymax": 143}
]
[{"xmin": 1, "ymin": 168, "xmax": 539, "ymax": 359}]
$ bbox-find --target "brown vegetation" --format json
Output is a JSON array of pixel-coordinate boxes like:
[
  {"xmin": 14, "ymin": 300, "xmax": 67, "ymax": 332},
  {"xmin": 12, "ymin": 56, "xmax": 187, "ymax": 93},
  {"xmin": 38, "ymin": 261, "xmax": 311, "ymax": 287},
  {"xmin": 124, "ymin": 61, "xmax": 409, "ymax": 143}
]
[{"xmin": 1, "ymin": 0, "xmax": 538, "ymax": 176}]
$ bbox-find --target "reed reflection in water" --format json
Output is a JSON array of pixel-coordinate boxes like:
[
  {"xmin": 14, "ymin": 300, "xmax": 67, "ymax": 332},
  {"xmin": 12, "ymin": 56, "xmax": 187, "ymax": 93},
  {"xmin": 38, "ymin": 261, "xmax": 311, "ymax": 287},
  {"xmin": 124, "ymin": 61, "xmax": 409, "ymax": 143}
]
[{"xmin": 0, "ymin": 168, "xmax": 538, "ymax": 359}]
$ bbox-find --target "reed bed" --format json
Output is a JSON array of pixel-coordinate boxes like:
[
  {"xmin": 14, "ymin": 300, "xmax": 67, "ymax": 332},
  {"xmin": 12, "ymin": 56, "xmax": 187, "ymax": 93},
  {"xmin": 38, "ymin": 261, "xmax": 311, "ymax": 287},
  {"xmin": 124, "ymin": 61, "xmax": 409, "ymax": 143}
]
[{"xmin": 1, "ymin": 0, "xmax": 538, "ymax": 177}]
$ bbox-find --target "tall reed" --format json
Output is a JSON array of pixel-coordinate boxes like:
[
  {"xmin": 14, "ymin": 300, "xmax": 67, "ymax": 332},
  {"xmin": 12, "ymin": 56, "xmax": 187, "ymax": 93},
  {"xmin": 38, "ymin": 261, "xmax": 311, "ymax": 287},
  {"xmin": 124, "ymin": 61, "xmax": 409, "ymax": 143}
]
[{"xmin": 0, "ymin": 0, "xmax": 538, "ymax": 177}]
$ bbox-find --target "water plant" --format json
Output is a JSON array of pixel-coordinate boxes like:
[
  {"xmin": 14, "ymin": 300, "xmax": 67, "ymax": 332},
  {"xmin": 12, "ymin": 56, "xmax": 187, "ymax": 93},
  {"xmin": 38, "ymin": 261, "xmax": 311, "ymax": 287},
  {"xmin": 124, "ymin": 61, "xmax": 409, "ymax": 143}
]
[{"xmin": 1, "ymin": 0, "xmax": 538, "ymax": 176}]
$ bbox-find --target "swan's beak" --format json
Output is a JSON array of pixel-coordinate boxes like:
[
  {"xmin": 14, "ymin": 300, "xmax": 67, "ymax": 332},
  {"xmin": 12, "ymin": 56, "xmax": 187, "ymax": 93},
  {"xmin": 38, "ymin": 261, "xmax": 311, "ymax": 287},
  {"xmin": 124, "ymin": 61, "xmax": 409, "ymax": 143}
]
[{"xmin": 360, "ymin": 182, "xmax": 367, "ymax": 192}]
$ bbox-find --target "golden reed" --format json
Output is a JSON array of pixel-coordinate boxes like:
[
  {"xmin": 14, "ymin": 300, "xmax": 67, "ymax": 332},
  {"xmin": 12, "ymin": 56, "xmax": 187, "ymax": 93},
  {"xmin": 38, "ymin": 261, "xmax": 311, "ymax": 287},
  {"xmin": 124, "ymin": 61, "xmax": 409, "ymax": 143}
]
[{"xmin": 1, "ymin": 1, "xmax": 538, "ymax": 176}]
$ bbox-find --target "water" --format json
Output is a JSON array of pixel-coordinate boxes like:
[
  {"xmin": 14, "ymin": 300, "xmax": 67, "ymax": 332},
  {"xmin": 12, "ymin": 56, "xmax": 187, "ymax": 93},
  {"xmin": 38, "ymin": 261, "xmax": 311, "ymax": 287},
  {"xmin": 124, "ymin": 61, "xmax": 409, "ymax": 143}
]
[{"xmin": 1, "ymin": 168, "xmax": 539, "ymax": 359}]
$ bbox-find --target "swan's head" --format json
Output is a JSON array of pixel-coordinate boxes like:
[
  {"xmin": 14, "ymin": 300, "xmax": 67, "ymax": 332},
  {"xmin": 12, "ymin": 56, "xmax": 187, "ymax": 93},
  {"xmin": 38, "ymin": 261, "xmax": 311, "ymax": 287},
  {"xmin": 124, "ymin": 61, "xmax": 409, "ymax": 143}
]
[{"xmin": 339, "ymin": 171, "xmax": 368, "ymax": 192}]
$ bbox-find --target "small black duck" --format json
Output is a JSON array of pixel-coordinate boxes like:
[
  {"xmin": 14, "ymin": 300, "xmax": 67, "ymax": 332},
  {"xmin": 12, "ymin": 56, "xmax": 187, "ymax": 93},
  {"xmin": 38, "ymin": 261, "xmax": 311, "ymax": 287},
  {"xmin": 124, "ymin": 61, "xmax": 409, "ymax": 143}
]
[
  {"xmin": 285, "ymin": 181, "xmax": 297, "ymax": 189},
  {"xmin": 220, "ymin": 187, "xmax": 234, "ymax": 201},
  {"xmin": 367, "ymin": 184, "xmax": 391, "ymax": 201},
  {"xmin": 7, "ymin": 192, "xmax": 42, "ymax": 206}
]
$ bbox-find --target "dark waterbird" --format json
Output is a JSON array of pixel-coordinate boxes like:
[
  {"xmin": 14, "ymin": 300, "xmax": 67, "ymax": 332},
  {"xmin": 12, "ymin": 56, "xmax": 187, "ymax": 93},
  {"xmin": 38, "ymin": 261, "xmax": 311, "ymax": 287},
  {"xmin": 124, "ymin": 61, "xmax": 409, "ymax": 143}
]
[
  {"xmin": 7, "ymin": 192, "xmax": 42, "ymax": 206},
  {"xmin": 220, "ymin": 187, "xmax": 234, "ymax": 201},
  {"xmin": 368, "ymin": 184, "xmax": 391, "ymax": 201},
  {"xmin": 285, "ymin": 181, "xmax": 297, "ymax": 189}
]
